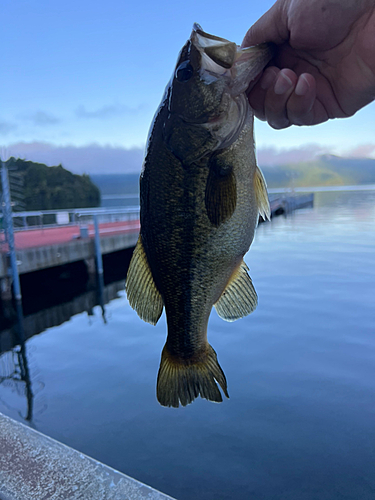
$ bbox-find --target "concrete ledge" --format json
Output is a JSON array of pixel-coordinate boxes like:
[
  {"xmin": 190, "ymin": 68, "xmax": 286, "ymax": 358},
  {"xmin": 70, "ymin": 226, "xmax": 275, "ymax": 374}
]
[{"xmin": 0, "ymin": 412, "xmax": 175, "ymax": 500}]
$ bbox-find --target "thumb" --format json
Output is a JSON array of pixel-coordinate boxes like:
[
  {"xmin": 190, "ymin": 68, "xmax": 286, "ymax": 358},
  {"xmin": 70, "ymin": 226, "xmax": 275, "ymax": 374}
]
[{"xmin": 241, "ymin": 0, "xmax": 289, "ymax": 47}]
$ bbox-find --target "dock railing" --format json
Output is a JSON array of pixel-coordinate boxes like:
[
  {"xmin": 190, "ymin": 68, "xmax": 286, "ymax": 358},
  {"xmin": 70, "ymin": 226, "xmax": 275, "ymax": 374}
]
[{"xmin": 0, "ymin": 206, "xmax": 140, "ymax": 233}]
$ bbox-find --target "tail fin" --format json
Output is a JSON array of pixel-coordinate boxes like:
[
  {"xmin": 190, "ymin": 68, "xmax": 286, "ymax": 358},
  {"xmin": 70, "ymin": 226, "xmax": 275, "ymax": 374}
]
[{"xmin": 157, "ymin": 343, "xmax": 229, "ymax": 408}]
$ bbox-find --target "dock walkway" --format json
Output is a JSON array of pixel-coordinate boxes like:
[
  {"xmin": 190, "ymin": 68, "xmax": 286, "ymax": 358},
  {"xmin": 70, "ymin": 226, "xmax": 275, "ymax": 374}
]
[
  {"xmin": 0, "ymin": 220, "xmax": 140, "ymax": 252},
  {"xmin": 0, "ymin": 412, "xmax": 175, "ymax": 500},
  {"xmin": 0, "ymin": 210, "xmax": 140, "ymax": 280}
]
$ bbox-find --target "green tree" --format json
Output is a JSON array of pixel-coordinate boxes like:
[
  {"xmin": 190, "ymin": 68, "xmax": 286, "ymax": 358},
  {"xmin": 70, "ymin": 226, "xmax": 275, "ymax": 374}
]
[{"xmin": 5, "ymin": 158, "xmax": 101, "ymax": 210}]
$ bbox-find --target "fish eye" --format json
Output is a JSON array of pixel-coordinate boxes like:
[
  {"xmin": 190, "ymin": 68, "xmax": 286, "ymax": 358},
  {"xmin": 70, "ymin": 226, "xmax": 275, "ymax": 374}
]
[{"xmin": 175, "ymin": 61, "xmax": 194, "ymax": 82}]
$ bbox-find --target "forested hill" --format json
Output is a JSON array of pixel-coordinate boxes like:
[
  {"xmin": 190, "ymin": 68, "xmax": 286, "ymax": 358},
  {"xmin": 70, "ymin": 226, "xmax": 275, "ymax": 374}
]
[
  {"xmin": 2, "ymin": 158, "xmax": 100, "ymax": 211},
  {"xmin": 261, "ymin": 155, "xmax": 375, "ymax": 188}
]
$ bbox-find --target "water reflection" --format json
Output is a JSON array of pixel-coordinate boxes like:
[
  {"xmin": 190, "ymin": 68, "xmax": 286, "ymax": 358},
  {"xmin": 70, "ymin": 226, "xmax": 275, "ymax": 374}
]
[
  {"xmin": 0, "ymin": 281, "xmax": 125, "ymax": 354},
  {"xmin": 0, "ymin": 279, "xmax": 126, "ymax": 421},
  {"xmin": 0, "ymin": 297, "xmax": 33, "ymax": 421}
]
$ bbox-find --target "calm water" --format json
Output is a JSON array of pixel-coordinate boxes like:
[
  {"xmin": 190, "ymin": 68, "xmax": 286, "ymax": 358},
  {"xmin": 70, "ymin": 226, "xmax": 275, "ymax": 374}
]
[{"xmin": 1, "ymin": 189, "xmax": 375, "ymax": 500}]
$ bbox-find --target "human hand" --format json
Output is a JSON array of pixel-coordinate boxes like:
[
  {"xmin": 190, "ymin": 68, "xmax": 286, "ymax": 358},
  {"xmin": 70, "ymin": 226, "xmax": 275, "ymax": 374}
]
[{"xmin": 242, "ymin": 0, "xmax": 375, "ymax": 129}]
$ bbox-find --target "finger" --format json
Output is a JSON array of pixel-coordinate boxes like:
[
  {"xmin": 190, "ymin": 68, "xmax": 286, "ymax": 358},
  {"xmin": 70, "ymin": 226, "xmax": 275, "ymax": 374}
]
[
  {"xmin": 264, "ymin": 69, "xmax": 298, "ymax": 129},
  {"xmin": 241, "ymin": 0, "xmax": 289, "ymax": 47},
  {"xmin": 286, "ymin": 74, "xmax": 317, "ymax": 125},
  {"xmin": 287, "ymin": 73, "xmax": 331, "ymax": 126},
  {"xmin": 247, "ymin": 67, "xmax": 279, "ymax": 121}
]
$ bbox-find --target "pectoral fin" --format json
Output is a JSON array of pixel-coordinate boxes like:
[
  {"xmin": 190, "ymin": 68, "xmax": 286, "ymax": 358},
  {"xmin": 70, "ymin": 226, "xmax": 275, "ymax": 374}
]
[
  {"xmin": 214, "ymin": 260, "xmax": 258, "ymax": 321},
  {"xmin": 126, "ymin": 235, "xmax": 163, "ymax": 325},
  {"xmin": 254, "ymin": 165, "xmax": 270, "ymax": 221},
  {"xmin": 205, "ymin": 164, "xmax": 236, "ymax": 227}
]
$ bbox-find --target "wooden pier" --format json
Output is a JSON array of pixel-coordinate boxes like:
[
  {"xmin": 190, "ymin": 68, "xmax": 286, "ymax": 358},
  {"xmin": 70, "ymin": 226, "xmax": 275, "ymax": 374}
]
[
  {"xmin": 270, "ymin": 192, "xmax": 314, "ymax": 216},
  {"xmin": 259, "ymin": 192, "xmax": 314, "ymax": 222}
]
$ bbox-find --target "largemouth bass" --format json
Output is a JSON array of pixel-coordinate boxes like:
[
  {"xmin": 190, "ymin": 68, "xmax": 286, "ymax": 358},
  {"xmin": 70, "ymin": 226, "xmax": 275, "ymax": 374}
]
[{"xmin": 126, "ymin": 24, "xmax": 272, "ymax": 407}]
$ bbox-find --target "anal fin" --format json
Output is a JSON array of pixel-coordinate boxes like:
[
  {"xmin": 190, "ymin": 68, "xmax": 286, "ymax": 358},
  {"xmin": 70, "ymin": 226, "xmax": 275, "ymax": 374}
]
[
  {"xmin": 214, "ymin": 260, "xmax": 257, "ymax": 321},
  {"xmin": 126, "ymin": 235, "xmax": 163, "ymax": 325}
]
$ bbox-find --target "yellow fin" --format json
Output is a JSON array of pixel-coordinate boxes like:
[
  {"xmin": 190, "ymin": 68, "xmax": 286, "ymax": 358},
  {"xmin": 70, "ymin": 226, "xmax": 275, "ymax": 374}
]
[
  {"xmin": 214, "ymin": 260, "xmax": 257, "ymax": 321},
  {"xmin": 157, "ymin": 343, "xmax": 229, "ymax": 408},
  {"xmin": 254, "ymin": 165, "xmax": 270, "ymax": 221},
  {"xmin": 205, "ymin": 164, "xmax": 236, "ymax": 227},
  {"xmin": 126, "ymin": 235, "xmax": 163, "ymax": 325}
]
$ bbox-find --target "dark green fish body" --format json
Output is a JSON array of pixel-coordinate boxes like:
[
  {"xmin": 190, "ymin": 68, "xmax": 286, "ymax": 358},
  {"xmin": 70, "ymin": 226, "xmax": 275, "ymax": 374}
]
[{"xmin": 126, "ymin": 25, "xmax": 272, "ymax": 407}]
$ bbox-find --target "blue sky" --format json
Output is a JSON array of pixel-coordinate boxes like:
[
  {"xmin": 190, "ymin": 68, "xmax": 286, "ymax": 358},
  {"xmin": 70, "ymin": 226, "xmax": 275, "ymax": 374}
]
[{"xmin": 1, "ymin": 0, "xmax": 375, "ymax": 173}]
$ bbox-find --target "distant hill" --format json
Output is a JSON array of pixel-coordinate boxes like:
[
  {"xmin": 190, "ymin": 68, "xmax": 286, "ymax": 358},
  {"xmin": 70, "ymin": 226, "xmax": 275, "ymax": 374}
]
[
  {"xmin": 1, "ymin": 158, "xmax": 100, "ymax": 210},
  {"xmin": 261, "ymin": 155, "xmax": 375, "ymax": 188},
  {"xmin": 90, "ymin": 156, "xmax": 375, "ymax": 202},
  {"xmin": 90, "ymin": 173, "xmax": 139, "ymax": 195}
]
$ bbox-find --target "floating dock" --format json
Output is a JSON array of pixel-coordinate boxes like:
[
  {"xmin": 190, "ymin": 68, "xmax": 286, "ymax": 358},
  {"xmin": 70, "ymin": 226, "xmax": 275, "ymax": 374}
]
[{"xmin": 267, "ymin": 192, "xmax": 314, "ymax": 220}]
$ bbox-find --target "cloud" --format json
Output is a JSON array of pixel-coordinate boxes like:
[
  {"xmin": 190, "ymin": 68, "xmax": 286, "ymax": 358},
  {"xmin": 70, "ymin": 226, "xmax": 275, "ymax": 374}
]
[
  {"xmin": 0, "ymin": 120, "xmax": 17, "ymax": 134},
  {"xmin": 30, "ymin": 111, "xmax": 60, "ymax": 126},
  {"xmin": 76, "ymin": 103, "xmax": 145, "ymax": 120},
  {"xmin": 18, "ymin": 111, "xmax": 60, "ymax": 126},
  {"xmin": 6, "ymin": 142, "xmax": 144, "ymax": 174},
  {"xmin": 343, "ymin": 143, "xmax": 375, "ymax": 158},
  {"xmin": 257, "ymin": 144, "xmax": 329, "ymax": 166}
]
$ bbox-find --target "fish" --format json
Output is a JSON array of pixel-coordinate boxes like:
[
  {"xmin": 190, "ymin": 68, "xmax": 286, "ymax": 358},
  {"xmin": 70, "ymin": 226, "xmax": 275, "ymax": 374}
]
[{"xmin": 126, "ymin": 24, "xmax": 273, "ymax": 408}]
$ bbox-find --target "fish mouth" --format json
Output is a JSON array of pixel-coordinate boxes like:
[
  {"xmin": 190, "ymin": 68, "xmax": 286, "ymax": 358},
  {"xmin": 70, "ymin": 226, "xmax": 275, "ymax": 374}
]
[
  {"xmin": 191, "ymin": 24, "xmax": 274, "ymax": 94},
  {"xmin": 188, "ymin": 24, "xmax": 273, "ymax": 148},
  {"xmin": 192, "ymin": 23, "xmax": 232, "ymax": 45},
  {"xmin": 191, "ymin": 23, "xmax": 237, "ymax": 75},
  {"xmin": 165, "ymin": 25, "xmax": 274, "ymax": 162}
]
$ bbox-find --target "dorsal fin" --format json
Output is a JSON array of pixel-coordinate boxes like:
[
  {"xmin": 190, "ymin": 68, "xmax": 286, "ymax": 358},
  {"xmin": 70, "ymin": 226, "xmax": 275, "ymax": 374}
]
[
  {"xmin": 254, "ymin": 165, "xmax": 270, "ymax": 221},
  {"xmin": 126, "ymin": 235, "xmax": 163, "ymax": 325},
  {"xmin": 214, "ymin": 260, "xmax": 258, "ymax": 321}
]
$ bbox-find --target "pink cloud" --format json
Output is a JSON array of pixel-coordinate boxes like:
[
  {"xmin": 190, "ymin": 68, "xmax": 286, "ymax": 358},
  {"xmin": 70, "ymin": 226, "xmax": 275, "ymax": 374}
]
[
  {"xmin": 256, "ymin": 144, "xmax": 329, "ymax": 166},
  {"xmin": 344, "ymin": 143, "xmax": 375, "ymax": 158},
  {"xmin": 4, "ymin": 142, "xmax": 144, "ymax": 174}
]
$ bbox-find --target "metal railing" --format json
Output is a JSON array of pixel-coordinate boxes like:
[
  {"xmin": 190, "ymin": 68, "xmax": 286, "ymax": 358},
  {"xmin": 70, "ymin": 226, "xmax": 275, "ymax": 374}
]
[{"xmin": 0, "ymin": 206, "xmax": 140, "ymax": 232}]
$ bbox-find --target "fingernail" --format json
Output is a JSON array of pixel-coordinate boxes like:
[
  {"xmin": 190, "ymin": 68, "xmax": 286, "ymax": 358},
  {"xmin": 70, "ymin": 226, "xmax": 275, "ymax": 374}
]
[
  {"xmin": 260, "ymin": 71, "xmax": 276, "ymax": 90},
  {"xmin": 274, "ymin": 72, "xmax": 293, "ymax": 95},
  {"xmin": 295, "ymin": 74, "xmax": 310, "ymax": 96}
]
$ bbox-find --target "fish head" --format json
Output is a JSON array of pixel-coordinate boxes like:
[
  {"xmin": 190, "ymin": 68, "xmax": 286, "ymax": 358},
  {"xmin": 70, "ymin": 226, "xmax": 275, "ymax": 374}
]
[{"xmin": 163, "ymin": 24, "xmax": 273, "ymax": 165}]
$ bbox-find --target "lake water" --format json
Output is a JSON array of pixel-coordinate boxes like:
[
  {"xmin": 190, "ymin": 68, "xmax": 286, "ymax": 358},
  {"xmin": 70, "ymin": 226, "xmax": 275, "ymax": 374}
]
[{"xmin": 1, "ymin": 189, "xmax": 375, "ymax": 500}]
